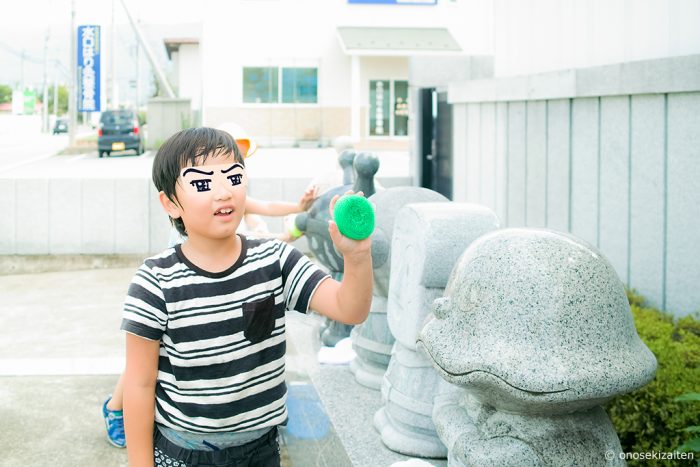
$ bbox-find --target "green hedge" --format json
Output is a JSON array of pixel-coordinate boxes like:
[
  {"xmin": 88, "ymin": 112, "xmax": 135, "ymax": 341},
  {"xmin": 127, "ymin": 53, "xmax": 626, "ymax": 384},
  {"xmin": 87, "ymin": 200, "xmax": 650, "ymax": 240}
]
[{"xmin": 605, "ymin": 291, "xmax": 700, "ymax": 465}]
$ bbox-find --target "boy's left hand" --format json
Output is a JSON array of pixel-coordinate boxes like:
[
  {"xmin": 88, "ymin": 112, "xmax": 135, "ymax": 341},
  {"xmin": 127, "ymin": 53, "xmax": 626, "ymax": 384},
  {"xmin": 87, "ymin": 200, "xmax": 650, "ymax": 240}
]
[{"xmin": 328, "ymin": 191, "xmax": 372, "ymax": 261}]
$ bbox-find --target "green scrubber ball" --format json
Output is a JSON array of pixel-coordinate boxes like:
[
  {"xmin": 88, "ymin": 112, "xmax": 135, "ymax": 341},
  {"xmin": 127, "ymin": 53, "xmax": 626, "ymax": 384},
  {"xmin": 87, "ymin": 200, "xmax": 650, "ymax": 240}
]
[{"xmin": 333, "ymin": 194, "xmax": 375, "ymax": 240}]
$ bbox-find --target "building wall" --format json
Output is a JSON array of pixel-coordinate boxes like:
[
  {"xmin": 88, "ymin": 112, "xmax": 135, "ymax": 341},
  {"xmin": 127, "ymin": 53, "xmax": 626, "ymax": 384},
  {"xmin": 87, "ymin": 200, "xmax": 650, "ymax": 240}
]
[
  {"xmin": 197, "ymin": 0, "xmax": 492, "ymax": 145},
  {"xmin": 493, "ymin": 0, "xmax": 700, "ymax": 77},
  {"xmin": 178, "ymin": 44, "xmax": 202, "ymax": 112},
  {"xmin": 448, "ymin": 54, "xmax": 700, "ymax": 317}
]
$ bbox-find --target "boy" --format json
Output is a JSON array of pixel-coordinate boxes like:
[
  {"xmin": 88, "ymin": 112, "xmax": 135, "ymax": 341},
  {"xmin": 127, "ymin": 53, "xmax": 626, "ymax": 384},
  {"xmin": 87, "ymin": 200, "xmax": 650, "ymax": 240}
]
[
  {"xmin": 103, "ymin": 126, "xmax": 317, "ymax": 449},
  {"xmin": 121, "ymin": 127, "xmax": 372, "ymax": 466}
]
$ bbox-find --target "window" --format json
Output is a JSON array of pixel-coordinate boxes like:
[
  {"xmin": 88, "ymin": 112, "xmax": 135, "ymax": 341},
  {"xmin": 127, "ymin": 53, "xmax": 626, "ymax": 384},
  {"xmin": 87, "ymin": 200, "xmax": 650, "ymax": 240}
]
[
  {"xmin": 394, "ymin": 80, "xmax": 409, "ymax": 136},
  {"xmin": 369, "ymin": 79, "xmax": 409, "ymax": 137},
  {"xmin": 243, "ymin": 67, "xmax": 278, "ymax": 103},
  {"xmin": 282, "ymin": 68, "xmax": 317, "ymax": 103},
  {"xmin": 243, "ymin": 67, "xmax": 317, "ymax": 104}
]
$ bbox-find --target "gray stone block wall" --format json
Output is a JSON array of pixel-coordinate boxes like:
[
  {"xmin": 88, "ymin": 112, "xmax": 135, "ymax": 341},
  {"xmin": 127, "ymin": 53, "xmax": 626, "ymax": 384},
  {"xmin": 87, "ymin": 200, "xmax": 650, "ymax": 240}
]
[
  {"xmin": 599, "ymin": 96, "xmax": 630, "ymax": 284},
  {"xmin": 480, "ymin": 103, "xmax": 497, "ymax": 210},
  {"xmin": 466, "ymin": 103, "xmax": 481, "ymax": 202},
  {"xmin": 526, "ymin": 100, "xmax": 547, "ymax": 228},
  {"xmin": 570, "ymin": 97, "xmax": 599, "ymax": 247},
  {"xmin": 0, "ymin": 175, "xmax": 410, "ymax": 256},
  {"xmin": 495, "ymin": 102, "xmax": 508, "ymax": 224},
  {"xmin": 629, "ymin": 95, "xmax": 665, "ymax": 310},
  {"xmin": 48, "ymin": 179, "xmax": 82, "ymax": 254},
  {"xmin": 666, "ymin": 92, "xmax": 700, "ymax": 315},
  {"xmin": 447, "ymin": 54, "xmax": 700, "ymax": 316},
  {"xmin": 545, "ymin": 99, "xmax": 571, "ymax": 233},
  {"xmin": 506, "ymin": 101, "xmax": 526, "ymax": 226}
]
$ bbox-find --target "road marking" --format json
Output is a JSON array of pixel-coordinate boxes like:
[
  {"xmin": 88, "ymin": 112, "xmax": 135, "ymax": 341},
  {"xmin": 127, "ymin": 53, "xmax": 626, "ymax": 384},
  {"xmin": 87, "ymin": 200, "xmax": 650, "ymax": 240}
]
[
  {"xmin": 67, "ymin": 153, "xmax": 92, "ymax": 164},
  {"xmin": 0, "ymin": 357, "xmax": 124, "ymax": 376},
  {"xmin": 0, "ymin": 152, "xmax": 57, "ymax": 174}
]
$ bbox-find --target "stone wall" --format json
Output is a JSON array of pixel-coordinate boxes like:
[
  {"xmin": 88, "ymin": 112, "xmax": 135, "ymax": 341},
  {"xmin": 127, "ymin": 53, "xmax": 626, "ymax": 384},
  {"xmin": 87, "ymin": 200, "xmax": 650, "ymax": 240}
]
[
  {"xmin": 447, "ymin": 54, "xmax": 700, "ymax": 316},
  {"xmin": 0, "ymin": 176, "xmax": 410, "ymax": 256}
]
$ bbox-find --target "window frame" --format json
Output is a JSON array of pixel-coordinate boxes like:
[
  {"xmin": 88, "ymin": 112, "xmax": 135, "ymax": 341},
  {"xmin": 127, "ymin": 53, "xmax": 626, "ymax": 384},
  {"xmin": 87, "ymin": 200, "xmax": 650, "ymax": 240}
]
[
  {"xmin": 367, "ymin": 78, "xmax": 409, "ymax": 139},
  {"xmin": 242, "ymin": 65, "xmax": 319, "ymax": 106}
]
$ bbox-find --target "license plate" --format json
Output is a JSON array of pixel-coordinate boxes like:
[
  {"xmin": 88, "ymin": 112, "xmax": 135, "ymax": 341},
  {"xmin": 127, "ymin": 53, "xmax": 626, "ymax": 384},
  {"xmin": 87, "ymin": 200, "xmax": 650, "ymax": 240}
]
[{"xmin": 112, "ymin": 142, "xmax": 126, "ymax": 151}]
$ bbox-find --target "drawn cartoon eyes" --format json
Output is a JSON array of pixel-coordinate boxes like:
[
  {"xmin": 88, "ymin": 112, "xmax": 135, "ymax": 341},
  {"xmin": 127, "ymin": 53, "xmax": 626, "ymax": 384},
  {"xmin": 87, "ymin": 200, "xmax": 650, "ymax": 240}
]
[
  {"xmin": 190, "ymin": 179, "xmax": 211, "ymax": 192},
  {"xmin": 189, "ymin": 175, "xmax": 241, "ymax": 192}
]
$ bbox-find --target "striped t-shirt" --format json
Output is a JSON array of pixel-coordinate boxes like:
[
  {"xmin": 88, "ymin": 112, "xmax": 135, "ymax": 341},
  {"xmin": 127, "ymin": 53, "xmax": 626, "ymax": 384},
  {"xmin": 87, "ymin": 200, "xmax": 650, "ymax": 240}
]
[{"xmin": 121, "ymin": 235, "xmax": 329, "ymax": 434}]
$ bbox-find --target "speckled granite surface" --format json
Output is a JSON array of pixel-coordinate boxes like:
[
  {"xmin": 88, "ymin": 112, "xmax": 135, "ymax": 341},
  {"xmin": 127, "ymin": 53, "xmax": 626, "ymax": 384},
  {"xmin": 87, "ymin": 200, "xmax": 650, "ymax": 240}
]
[{"xmin": 418, "ymin": 228, "xmax": 657, "ymax": 466}]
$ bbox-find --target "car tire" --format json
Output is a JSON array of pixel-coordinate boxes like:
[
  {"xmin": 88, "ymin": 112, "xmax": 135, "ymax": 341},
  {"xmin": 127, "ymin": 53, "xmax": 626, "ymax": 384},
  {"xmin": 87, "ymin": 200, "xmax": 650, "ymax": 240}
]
[
  {"xmin": 98, "ymin": 151, "xmax": 104, "ymax": 158},
  {"xmin": 137, "ymin": 142, "xmax": 145, "ymax": 155}
]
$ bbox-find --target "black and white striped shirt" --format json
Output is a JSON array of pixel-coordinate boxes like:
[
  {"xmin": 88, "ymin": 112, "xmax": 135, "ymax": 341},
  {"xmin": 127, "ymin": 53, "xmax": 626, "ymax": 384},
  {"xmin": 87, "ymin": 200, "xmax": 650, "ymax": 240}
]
[{"xmin": 121, "ymin": 235, "xmax": 329, "ymax": 434}]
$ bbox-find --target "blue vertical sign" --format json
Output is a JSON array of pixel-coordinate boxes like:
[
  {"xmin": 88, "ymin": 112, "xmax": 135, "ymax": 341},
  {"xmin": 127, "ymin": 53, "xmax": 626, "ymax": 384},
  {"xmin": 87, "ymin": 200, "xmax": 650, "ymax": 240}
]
[{"xmin": 77, "ymin": 25, "xmax": 101, "ymax": 112}]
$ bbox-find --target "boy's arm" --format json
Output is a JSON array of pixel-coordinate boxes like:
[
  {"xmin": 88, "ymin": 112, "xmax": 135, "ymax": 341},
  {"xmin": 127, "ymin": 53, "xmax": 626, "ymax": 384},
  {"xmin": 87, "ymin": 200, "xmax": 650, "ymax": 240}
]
[
  {"xmin": 309, "ymin": 203, "xmax": 372, "ymax": 324},
  {"xmin": 123, "ymin": 332, "xmax": 160, "ymax": 467},
  {"xmin": 246, "ymin": 186, "xmax": 318, "ymax": 217}
]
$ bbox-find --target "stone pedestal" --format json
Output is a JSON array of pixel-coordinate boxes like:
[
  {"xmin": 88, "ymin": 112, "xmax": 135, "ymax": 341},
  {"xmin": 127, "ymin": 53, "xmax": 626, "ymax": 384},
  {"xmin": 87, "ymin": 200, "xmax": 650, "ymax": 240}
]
[
  {"xmin": 375, "ymin": 203, "xmax": 500, "ymax": 457},
  {"xmin": 350, "ymin": 296, "xmax": 393, "ymax": 388},
  {"xmin": 418, "ymin": 228, "xmax": 658, "ymax": 466},
  {"xmin": 296, "ymin": 151, "xmax": 380, "ymax": 347},
  {"xmin": 374, "ymin": 342, "xmax": 454, "ymax": 457},
  {"xmin": 350, "ymin": 187, "xmax": 448, "ymax": 389}
]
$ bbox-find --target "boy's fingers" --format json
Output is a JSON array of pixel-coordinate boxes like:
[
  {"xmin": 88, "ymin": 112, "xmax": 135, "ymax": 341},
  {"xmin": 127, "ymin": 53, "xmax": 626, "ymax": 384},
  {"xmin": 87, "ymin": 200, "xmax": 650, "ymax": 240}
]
[
  {"xmin": 329, "ymin": 194, "xmax": 340, "ymax": 214},
  {"xmin": 328, "ymin": 220, "xmax": 341, "ymax": 242}
]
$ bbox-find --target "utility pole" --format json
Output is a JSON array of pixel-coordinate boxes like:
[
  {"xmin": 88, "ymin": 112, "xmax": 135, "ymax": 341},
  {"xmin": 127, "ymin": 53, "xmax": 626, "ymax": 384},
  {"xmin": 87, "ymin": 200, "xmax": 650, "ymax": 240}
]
[
  {"xmin": 20, "ymin": 50, "xmax": 25, "ymax": 91},
  {"xmin": 68, "ymin": 0, "xmax": 76, "ymax": 146},
  {"xmin": 111, "ymin": 0, "xmax": 118, "ymax": 109},
  {"xmin": 42, "ymin": 29, "xmax": 49, "ymax": 132},
  {"xmin": 135, "ymin": 39, "xmax": 141, "ymax": 109},
  {"xmin": 53, "ymin": 65, "xmax": 58, "ymax": 120},
  {"xmin": 120, "ymin": 0, "xmax": 175, "ymax": 98}
]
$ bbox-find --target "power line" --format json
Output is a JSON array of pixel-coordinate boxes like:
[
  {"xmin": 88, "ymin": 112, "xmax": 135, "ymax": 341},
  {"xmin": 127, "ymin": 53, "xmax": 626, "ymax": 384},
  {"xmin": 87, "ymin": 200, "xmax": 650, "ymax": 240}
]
[
  {"xmin": 0, "ymin": 41, "xmax": 43, "ymax": 64},
  {"xmin": 0, "ymin": 40, "xmax": 70, "ymax": 79}
]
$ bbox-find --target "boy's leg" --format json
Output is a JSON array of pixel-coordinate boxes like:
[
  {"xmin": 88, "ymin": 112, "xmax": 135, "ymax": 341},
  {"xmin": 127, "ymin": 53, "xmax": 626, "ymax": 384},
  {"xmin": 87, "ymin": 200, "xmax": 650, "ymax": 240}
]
[
  {"xmin": 102, "ymin": 372, "xmax": 126, "ymax": 448},
  {"xmin": 107, "ymin": 372, "xmax": 124, "ymax": 410}
]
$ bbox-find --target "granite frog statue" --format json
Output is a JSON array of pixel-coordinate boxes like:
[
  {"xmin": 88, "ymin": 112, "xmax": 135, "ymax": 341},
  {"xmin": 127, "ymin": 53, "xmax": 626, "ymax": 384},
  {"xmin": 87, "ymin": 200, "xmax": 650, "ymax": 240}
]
[{"xmin": 417, "ymin": 228, "xmax": 657, "ymax": 467}]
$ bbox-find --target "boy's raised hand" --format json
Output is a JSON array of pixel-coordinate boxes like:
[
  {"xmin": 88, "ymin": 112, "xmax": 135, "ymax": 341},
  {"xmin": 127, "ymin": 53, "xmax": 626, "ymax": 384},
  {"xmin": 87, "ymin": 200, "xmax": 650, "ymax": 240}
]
[
  {"xmin": 328, "ymin": 190, "xmax": 373, "ymax": 260},
  {"xmin": 298, "ymin": 185, "xmax": 319, "ymax": 211}
]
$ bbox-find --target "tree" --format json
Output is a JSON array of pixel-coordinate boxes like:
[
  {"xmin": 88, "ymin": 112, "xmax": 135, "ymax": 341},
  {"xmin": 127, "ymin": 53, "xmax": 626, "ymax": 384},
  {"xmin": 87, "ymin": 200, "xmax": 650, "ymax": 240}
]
[
  {"xmin": 49, "ymin": 85, "xmax": 69, "ymax": 115},
  {"xmin": 0, "ymin": 84, "xmax": 11, "ymax": 104}
]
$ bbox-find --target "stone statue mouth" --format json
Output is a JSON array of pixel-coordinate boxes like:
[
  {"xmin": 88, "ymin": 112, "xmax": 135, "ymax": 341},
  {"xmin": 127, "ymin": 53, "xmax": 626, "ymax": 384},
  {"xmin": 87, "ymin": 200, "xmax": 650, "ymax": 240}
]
[{"xmin": 441, "ymin": 368, "xmax": 572, "ymax": 396}]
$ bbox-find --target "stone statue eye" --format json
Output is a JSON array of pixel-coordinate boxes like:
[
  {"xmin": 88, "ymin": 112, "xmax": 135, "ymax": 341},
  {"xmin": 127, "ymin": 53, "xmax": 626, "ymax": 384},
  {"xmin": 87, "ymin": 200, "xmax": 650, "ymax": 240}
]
[
  {"xmin": 190, "ymin": 179, "xmax": 211, "ymax": 192},
  {"xmin": 228, "ymin": 174, "xmax": 243, "ymax": 186}
]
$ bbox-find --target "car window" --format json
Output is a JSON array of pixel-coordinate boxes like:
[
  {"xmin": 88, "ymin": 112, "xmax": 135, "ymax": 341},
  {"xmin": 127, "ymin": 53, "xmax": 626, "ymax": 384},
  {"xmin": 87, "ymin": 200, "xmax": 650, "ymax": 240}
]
[{"xmin": 100, "ymin": 111, "xmax": 134, "ymax": 125}]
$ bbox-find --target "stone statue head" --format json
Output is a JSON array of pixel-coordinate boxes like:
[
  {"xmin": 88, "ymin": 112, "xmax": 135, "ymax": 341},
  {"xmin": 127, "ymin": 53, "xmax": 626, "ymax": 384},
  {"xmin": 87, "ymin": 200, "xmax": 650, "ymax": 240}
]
[{"xmin": 418, "ymin": 228, "xmax": 657, "ymax": 415}]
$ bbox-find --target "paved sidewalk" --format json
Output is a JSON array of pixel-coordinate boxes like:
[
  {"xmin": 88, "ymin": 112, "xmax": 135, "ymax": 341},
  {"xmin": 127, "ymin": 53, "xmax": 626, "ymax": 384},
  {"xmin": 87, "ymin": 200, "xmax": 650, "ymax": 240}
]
[{"xmin": 0, "ymin": 267, "xmax": 442, "ymax": 466}]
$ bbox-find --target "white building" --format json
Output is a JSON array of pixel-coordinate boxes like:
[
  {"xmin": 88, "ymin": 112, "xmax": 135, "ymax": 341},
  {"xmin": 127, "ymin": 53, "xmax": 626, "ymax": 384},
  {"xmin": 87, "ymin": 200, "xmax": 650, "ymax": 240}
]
[{"xmin": 167, "ymin": 0, "xmax": 492, "ymax": 149}]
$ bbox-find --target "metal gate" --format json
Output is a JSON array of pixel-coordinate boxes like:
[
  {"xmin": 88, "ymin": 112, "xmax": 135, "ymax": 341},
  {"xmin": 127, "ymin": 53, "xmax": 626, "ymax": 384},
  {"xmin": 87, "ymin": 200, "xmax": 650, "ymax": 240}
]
[{"xmin": 419, "ymin": 88, "xmax": 453, "ymax": 199}]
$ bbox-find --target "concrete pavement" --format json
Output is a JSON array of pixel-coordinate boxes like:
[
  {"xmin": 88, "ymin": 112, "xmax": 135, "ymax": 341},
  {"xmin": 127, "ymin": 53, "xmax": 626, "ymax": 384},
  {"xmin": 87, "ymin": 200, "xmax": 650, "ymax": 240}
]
[
  {"xmin": 0, "ymin": 268, "xmax": 133, "ymax": 466},
  {"xmin": 0, "ymin": 266, "xmax": 439, "ymax": 466}
]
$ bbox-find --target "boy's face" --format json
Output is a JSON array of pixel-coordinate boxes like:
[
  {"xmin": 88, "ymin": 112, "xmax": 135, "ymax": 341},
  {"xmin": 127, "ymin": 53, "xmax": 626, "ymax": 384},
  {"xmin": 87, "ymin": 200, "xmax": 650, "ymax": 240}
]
[{"xmin": 164, "ymin": 150, "xmax": 247, "ymax": 241}]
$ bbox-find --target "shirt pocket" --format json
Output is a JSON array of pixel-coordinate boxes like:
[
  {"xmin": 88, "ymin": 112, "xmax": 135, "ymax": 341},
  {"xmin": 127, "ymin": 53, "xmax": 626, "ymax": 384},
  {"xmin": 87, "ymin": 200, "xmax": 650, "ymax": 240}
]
[{"xmin": 242, "ymin": 294, "xmax": 277, "ymax": 344}]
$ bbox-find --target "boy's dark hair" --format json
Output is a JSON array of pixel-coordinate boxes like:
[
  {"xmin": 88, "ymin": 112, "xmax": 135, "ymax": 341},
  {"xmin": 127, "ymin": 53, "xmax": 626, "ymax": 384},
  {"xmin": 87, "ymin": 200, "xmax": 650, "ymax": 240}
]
[{"xmin": 152, "ymin": 127, "xmax": 245, "ymax": 236}]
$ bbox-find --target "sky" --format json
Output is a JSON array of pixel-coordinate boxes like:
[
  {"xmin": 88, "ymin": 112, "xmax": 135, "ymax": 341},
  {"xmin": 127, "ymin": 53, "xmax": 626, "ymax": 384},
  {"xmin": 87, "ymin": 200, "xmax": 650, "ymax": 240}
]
[{"xmin": 0, "ymin": 0, "xmax": 203, "ymax": 88}]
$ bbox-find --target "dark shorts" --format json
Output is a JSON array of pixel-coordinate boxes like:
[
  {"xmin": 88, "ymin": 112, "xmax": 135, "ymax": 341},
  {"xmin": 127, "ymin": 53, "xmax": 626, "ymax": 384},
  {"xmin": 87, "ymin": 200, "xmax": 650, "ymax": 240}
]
[{"xmin": 153, "ymin": 426, "xmax": 281, "ymax": 467}]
